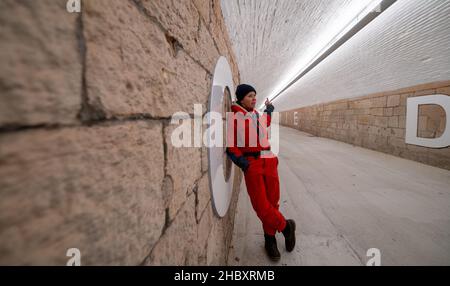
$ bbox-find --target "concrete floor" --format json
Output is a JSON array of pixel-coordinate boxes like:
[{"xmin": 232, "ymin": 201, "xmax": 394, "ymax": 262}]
[{"xmin": 227, "ymin": 126, "xmax": 450, "ymax": 266}]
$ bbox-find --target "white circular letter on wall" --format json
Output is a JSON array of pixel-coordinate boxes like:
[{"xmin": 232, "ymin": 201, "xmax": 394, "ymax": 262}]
[{"xmin": 207, "ymin": 56, "xmax": 235, "ymax": 217}]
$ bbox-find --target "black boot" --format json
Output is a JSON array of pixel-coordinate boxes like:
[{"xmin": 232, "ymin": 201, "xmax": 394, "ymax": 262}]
[
  {"xmin": 282, "ymin": 219, "xmax": 296, "ymax": 252},
  {"xmin": 264, "ymin": 234, "xmax": 281, "ymax": 262}
]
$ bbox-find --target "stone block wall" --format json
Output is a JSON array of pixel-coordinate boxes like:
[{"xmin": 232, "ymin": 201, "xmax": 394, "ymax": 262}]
[
  {"xmin": 0, "ymin": 0, "xmax": 242, "ymax": 265},
  {"xmin": 280, "ymin": 81, "xmax": 450, "ymax": 170}
]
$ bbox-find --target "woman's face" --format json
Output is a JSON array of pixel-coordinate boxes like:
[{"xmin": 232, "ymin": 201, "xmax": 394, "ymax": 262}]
[{"xmin": 241, "ymin": 91, "xmax": 257, "ymax": 110}]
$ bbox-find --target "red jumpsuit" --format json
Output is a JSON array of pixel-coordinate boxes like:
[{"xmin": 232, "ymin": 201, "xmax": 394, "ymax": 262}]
[{"xmin": 227, "ymin": 103, "xmax": 287, "ymax": 236}]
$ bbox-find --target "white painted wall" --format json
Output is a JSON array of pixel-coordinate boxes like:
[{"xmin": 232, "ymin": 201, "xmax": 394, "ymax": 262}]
[{"xmin": 222, "ymin": 0, "xmax": 450, "ymax": 111}]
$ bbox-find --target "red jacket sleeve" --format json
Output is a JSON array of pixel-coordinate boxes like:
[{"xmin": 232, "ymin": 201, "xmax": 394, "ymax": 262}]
[
  {"xmin": 260, "ymin": 112, "xmax": 271, "ymax": 127},
  {"xmin": 227, "ymin": 112, "xmax": 243, "ymax": 158}
]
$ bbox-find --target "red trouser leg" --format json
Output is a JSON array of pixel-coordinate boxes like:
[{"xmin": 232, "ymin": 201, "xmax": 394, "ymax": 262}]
[{"xmin": 244, "ymin": 156, "xmax": 286, "ymax": 236}]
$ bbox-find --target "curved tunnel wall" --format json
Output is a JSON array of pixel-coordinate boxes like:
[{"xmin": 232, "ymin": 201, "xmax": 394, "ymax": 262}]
[{"xmin": 0, "ymin": 0, "xmax": 242, "ymax": 265}]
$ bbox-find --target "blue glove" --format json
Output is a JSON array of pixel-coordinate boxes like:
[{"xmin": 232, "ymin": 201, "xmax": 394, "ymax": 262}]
[
  {"xmin": 226, "ymin": 149, "xmax": 250, "ymax": 172},
  {"xmin": 236, "ymin": 156, "xmax": 250, "ymax": 172},
  {"xmin": 264, "ymin": 104, "xmax": 275, "ymax": 116}
]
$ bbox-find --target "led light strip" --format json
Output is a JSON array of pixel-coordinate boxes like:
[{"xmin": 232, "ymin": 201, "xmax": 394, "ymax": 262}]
[{"xmin": 260, "ymin": 0, "xmax": 397, "ymax": 110}]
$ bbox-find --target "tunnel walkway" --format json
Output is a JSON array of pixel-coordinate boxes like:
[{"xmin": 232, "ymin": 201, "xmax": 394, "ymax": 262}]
[{"xmin": 227, "ymin": 126, "xmax": 450, "ymax": 266}]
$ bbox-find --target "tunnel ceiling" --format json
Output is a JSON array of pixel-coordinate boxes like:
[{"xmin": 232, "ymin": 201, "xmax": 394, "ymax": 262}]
[{"xmin": 221, "ymin": 0, "xmax": 450, "ymax": 111}]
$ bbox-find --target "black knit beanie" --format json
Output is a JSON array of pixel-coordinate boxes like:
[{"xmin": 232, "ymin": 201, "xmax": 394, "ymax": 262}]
[{"xmin": 236, "ymin": 84, "xmax": 256, "ymax": 102}]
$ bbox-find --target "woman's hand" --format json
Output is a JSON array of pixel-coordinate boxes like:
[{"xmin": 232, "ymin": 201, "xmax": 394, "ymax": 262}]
[{"xmin": 264, "ymin": 98, "xmax": 274, "ymax": 114}]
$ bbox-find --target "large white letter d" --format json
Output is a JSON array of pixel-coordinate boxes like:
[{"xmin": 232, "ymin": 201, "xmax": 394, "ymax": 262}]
[{"xmin": 406, "ymin": 94, "xmax": 450, "ymax": 148}]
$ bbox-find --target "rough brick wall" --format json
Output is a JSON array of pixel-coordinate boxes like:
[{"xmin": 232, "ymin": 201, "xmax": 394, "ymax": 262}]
[
  {"xmin": 280, "ymin": 81, "xmax": 450, "ymax": 170},
  {"xmin": 0, "ymin": 0, "xmax": 241, "ymax": 265}
]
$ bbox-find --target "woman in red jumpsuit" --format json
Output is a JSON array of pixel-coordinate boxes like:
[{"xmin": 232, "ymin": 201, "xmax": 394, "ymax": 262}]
[{"xmin": 226, "ymin": 84, "xmax": 296, "ymax": 261}]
